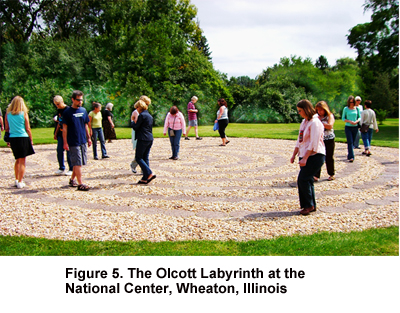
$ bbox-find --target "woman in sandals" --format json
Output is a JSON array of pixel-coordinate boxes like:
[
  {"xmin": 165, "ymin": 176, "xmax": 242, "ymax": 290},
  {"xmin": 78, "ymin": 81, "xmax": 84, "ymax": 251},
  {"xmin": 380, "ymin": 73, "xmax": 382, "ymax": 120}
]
[
  {"xmin": 163, "ymin": 106, "xmax": 186, "ymax": 160},
  {"xmin": 215, "ymin": 98, "xmax": 230, "ymax": 146},
  {"xmin": 130, "ymin": 99, "xmax": 156, "ymax": 184},
  {"xmin": 314, "ymin": 101, "xmax": 335, "ymax": 181},
  {"xmin": 4, "ymin": 96, "xmax": 35, "ymax": 189}
]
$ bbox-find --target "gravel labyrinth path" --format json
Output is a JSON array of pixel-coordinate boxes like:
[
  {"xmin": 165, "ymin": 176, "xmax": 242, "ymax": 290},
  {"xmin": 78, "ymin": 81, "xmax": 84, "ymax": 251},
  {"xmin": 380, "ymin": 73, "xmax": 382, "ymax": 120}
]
[{"xmin": 1, "ymin": 138, "xmax": 398, "ymax": 242}]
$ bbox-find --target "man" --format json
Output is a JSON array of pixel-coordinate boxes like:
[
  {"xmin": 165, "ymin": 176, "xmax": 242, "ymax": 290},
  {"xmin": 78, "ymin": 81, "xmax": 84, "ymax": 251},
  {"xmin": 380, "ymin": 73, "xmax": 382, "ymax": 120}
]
[
  {"xmin": 354, "ymin": 96, "xmax": 363, "ymax": 149},
  {"xmin": 62, "ymin": 90, "xmax": 92, "ymax": 191},
  {"xmin": 185, "ymin": 96, "xmax": 202, "ymax": 140}
]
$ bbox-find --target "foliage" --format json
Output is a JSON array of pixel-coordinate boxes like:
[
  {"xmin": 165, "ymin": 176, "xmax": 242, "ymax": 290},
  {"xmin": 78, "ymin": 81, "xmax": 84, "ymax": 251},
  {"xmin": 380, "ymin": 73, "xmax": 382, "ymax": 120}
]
[{"xmin": 376, "ymin": 109, "xmax": 389, "ymax": 124}]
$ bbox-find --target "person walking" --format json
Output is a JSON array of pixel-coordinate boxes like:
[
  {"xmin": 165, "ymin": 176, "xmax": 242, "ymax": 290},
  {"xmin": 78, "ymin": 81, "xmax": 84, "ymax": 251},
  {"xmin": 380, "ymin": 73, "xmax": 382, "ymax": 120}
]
[
  {"xmin": 102, "ymin": 102, "xmax": 116, "ymax": 143},
  {"xmin": 130, "ymin": 99, "xmax": 156, "ymax": 184},
  {"xmin": 53, "ymin": 95, "xmax": 72, "ymax": 176},
  {"xmin": 164, "ymin": 106, "xmax": 186, "ymax": 160},
  {"xmin": 185, "ymin": 96, "xmax": 202, "ymax": 140},
  {"xmin": 215, "ymin": 98, "xmax": 230, "ymax": 146},
  {"xmin": 62, "ymin": 90, "xmax": 92, "ymax": 191},
  {"xmin": 354, "ymin": 96, "xmax": 363, "ymax": 149},
  {"xmin": 314, "ymin": 101, "xmax": 335, "ymax": 181},
  {"xmin": 290, "ymin": 100, "xmax": 325, "ymax": 216},
  {"xmin": 342, "ymin": 96, "xmax": 361, "ymax": 162},
  {"xmin": 4, "ymin": 96, "xmax": 35, "ymax": 188},
  {"xmin": 88, "ymin": 102, "xmax": 109, "ymax": 160},
  {"xmin": 360, "ymin": 100, "xmax": 379, "ymax": 156}
]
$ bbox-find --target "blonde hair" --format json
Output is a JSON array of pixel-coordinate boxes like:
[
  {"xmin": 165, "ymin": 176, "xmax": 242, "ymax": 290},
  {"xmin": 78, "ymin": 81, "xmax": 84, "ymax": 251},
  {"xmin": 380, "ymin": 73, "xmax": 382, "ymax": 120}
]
[
  {"xmin": 191, "ymin": 96, "xmax": 198, "ymax": 102},
  {"xmin": 134, "ymin": 99, "xmax": 148, "ymax": 111},
  {"xmin": 53, "ymin": 95, "xmax": 64, "ymax": 105},
  {"xmin": 7, "ymin": 96, "xmax": 28, "ymax": 115},
  {"xmin": 139, "ymin": 95, "xmax": 151, "ymax": 105},
  {"xmin": 315, "ymin": 101, "xmax": 332, "ymax": 117}
]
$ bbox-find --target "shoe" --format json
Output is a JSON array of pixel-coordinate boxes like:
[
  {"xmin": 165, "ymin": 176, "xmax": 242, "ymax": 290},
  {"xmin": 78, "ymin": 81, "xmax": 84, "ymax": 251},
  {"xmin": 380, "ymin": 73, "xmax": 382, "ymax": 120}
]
[
  {"xmin": 94, "ymin": 157, "xmax": 99, "ymax": 160},
  {"xmin": 300, "ymin": 206, "xmax": 316, "ymax": 215},
  {"xmin": 196, "ymin": 137, "xmax": 202, "ymax": 140},
  {"xmin": 65, "ymin": 170, "xmax": 72, "ymax": 176},
  {"xmin": 226, "ymin": 141, "xmax": 230, "ymax": 144},
  {"xmin": 354, "ymin": 146, "xmax": 361, "ymax": 149},
  {"xmin": 16, "ymin": 181, "xmax": 25, "ymax": 189},
  {"xmin": 130, "ymin": 161, "xmax": 138, "ymax": 173},
  {"xmin": 69, "ymin": 179, "xmax": 78, "ymax": 187},
  {"xmin": 172, "ymin": 157, "xmax": 178, "ymax": 160},
  {"xmin": 15, "ymin": 180, "xmax": 19, "ymax": 187},
  {"xmin": 313, "ymin": 176, "xmax": 319, "ymax": 182},
  {"xmin": 169, "ymin": 157, "xmax": 174, "ymax": 159},
  {"xmin": 185, "ymin": 137, "xmax": 190, "ymax": 140},
  {"xmin": 55, "ymin": 169, "xmax": 65, "ymax": 175},
  {"xmin": 328, "ymin": 176, "xmax": 335, "ymax": 181},
  {"xmin": 349, "ymin": 159, "xmax": 354, "ymax": 163},
  {"xmin": 77, "ymin": 184, "xmax": 90, "ymax": 191},
  {"xmin": 147, "ymin": 174, "xmax": 157, "ymax": 183},
  {"xmin": 362, "ymin": 151, "xmax": 367, "ymax": 155},
  {"xmin": 366, "ymin": 152, "xmax": 372, "ymax": 157},
  {"xmin": 102, "ymin": 155, "xmax": 110, "ymax": 159}
]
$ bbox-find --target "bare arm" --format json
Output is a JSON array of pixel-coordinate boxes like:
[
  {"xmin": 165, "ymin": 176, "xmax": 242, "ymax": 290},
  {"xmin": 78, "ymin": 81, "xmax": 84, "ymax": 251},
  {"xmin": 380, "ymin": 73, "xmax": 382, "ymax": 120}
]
[
  {"xmin": 85, "ymin": 123, "xmax": 92, "ymax": 147},
  {"xmin": 24, "ymin": 112, "xmax": 33, "ymax": 144},
  {"xmin": 107, "ymin": 115, "xmax": 114, "ymax": 128},
  {"xmin": 63, "ymin": 124, "xmax": 69, "ymax": 151}
]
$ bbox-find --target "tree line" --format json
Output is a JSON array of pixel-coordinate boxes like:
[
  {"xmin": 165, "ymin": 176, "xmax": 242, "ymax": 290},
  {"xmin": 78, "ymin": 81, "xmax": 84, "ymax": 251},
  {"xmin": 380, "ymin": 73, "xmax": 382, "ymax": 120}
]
[{"xmin": 0, "ymin": 0, "xmax": 398, "ymax": 127}]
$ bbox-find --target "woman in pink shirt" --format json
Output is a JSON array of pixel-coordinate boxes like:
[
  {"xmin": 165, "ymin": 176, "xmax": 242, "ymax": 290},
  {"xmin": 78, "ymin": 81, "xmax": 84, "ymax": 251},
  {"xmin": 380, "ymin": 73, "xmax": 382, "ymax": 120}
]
[
  {"xmin": 290, "ymin": 100, "xmax": 325, "ymax": 215},
  {"xmin": 164, "ymin": 106, "xmax": 186, "ymax": 160}
]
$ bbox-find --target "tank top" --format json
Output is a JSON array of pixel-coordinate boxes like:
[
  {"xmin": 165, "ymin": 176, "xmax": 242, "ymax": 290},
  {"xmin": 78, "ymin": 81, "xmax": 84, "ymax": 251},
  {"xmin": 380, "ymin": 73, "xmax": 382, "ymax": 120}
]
[
  {"xmin": 218, "ymin": 106, "xmax": 228, "ymax": 120},
  {"xmin": 321, "ymin": 115, "xmax": 335, "ymax": 140},
  {"xmin": 7, "ymin": 112, "xmax": 28, "ymax": 138}
]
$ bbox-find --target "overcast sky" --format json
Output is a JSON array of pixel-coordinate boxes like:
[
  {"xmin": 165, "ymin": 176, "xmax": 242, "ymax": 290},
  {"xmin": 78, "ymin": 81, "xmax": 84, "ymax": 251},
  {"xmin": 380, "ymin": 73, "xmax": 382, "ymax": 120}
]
[{"xmin": 191, "ymin": 0, "xmax": 372, "ymax": 79}]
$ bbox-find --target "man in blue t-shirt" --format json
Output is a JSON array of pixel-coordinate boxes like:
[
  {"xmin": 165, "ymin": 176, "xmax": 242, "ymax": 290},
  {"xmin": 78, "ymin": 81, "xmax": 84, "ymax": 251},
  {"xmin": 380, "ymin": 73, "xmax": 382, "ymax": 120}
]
[{"xmin": 62, "ymin": 90, "xmax": 92, "ymax": 191}]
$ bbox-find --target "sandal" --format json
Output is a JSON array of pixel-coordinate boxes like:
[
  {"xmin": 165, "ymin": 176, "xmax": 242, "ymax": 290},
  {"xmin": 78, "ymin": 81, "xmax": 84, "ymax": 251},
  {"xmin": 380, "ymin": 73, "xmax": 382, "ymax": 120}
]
[
  {"xmin": 328, "ymin": 176, "xmax": 335, "ymax": 181},
  {"xmin": 77, "ymin": 184, "xmax": 90, "ymax": 191},
  {"xmin": 226, "ymin": 141, "xmax": 230, "ymax": 144},
  {"xmin": 137, "ymin": 180, "xmax": 148, "ymax": 184},
  {"xmin": 69, "ymin": 179, "xmax": 78, "ymax": 187},
  {"xmin": 147, "ymin": 175, "xmax": 157, "ymax": 183},
  {"xmin": 219, "ymin": 144, "xmax": 226, "ymax": 146}
]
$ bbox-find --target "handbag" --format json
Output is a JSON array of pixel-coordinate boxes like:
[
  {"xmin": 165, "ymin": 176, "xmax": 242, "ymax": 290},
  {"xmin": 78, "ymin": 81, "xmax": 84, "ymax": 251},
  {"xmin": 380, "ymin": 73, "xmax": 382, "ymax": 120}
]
[
  {"xmin": 360, "ymin": 123, "xmax": 369, "ymax": 133},
  {"xmin": 169, "ymin": 116, "xmax": 176, "ymax": 137},
  {"xmin": 3, "ymin": 131, "xmax": 10, "ymax": 142},
  {"xmin": 213, "ymin": 122, "xmax": 219, "ymax": 131}
]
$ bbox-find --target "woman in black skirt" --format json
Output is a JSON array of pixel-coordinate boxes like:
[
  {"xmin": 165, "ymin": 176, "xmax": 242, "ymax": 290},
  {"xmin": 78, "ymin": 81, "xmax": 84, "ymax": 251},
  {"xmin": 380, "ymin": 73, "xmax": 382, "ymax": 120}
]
[
  {"xmin": 5, "ymin": 96, "xmax": 35, "ymax": 189},
  {"xmin": 102, "ymin": 102, "xmax": 116, "ymax": 143}
]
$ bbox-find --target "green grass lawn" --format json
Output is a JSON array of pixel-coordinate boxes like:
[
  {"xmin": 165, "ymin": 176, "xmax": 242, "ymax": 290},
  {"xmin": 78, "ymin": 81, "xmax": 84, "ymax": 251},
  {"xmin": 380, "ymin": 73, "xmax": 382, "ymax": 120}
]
[{"xmin": 1, "ymin": 120, "xmax": 398, "ymax": 255}]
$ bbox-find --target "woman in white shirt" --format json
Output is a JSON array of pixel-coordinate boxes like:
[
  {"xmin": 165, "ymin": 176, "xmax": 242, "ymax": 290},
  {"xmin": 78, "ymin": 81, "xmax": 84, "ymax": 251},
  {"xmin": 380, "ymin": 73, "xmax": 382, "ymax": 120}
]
[
  {"xmin": 290, "ymin": 100, "xmax": 325, "ymax": 216},
  {"xmin": 360, "ymin": 100, "xmax": 379, "ymax": 156}
]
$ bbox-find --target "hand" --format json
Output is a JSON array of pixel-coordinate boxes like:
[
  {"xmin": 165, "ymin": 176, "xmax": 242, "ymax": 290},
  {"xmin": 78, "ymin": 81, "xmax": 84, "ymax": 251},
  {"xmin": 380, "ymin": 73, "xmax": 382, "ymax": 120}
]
[
  {"xmin": 64, "ymin": 143, "xmax": 69, "ymax": 151},
  {"xmin": 163, "ymin": 133, "xmax": 166, "ymax": 136},
  {"xmin": 54, "ymin": 135, "xmax": 57, "ymax": 140},
  {"xmin": 299, "ymin": 158, "xmax": 307, "ymax": 167},
  {"xmin": 376, "ymin": 129, "xmax": 379, "ymax": 133},
  {"xmin": 87, "ymin": 138, "xmax": 92, "ymax": 147},
  {"xmin": 290, "ymin": 155, "xmax": 296, "ymax": 164}
]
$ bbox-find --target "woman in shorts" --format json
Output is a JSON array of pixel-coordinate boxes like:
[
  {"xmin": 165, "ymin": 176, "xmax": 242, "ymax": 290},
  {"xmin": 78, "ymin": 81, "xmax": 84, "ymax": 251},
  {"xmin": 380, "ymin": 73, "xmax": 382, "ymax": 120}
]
[{"xmin": 5, "ymin": 96, "xmax": 35, "ymax": 188}]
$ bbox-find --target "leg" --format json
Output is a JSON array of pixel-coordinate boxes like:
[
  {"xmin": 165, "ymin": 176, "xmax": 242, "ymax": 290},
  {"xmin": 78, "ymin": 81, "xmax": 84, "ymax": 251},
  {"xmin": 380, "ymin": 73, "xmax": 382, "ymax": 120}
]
[
  {"xmin": 173, "ymin": 129, "xmax": 182, "ymax": 158},
  {"xmin": 354, "ymin": 129, "xmax": 361, "ymax": 148},
  {"xmin": 92, "ymin": 128, "xmax": 99, "ymax": 159},
  {"xmin": 194, "ymin": 126, "xmax": 199, "ymax": 138},
  {"xmin": 186, "ymin": 125, "xmax": 192, "ymax": 138},
  {"xmin": 73, "ymin": 165, "xmax": 83, "ymax": 185},
  {"xmin": 98, "ymin": 129, "xmax": 108, "ymax": 157},
  {"xmin": 325, "ymin": 139, "xmax": 335, "ymax": 177},
  {"xmin": 15, "ymin": 158, "xmax": 26, "ymax": 182},
  {"xmin": 56, "ymin": 136, "xmax": 65, "ymax": 171},
  {"xmin": 361, "ymin": 131, "xmax": 369, "ymax": 152},
  {"xmin": 168, "ymin": 129, "xmax": 175, "ymax": 157},
  {"xmin": 345, "ymin": 126, "xmax": 355, "ymax": 160},
  {"xmin": 135, "ymin": 140, "xmax": 153, "ymax": 180}
]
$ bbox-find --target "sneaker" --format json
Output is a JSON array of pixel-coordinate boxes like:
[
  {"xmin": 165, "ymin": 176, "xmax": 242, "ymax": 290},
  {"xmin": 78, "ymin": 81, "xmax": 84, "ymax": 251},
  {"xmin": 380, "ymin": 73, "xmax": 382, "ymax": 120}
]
[
  {"xmin": 185, "ymin": 137, "xmax": 190, "ymax": 140},
  {"xmin": 196, "ymin": 137, "xmax": 202, "ymax": 140},
  {"xmin": 65, "ymin": 170, "xmax": 72, "ymax": 176},
  {"xmin": 16, "ymin": 181, "xmax": 25, "ymax": 189},
  {"xmin": 15, "ymin": 180, "xmax": 18, "ymax": 187},
  {"xmin": 94, "ymin": 156, "xmax": 99, "ymax": 160},
  {"xmin": 102, "ymin": 155, "xmax": 110, "ymax": 159},
  {"xmin": 55, "ymin": 169, "xmax": 65, "ymax": 175}
]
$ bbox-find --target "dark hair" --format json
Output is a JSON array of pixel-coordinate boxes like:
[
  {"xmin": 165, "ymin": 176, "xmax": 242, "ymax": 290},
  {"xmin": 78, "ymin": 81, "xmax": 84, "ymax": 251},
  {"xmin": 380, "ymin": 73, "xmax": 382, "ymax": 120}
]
[
  {"xmin": 347, "ymin": 95, "xmax": 355, "ymax": 107},
  {"xmin": 297, "ymin": 99, "xmax": 315, "ymax": 120},
  {"xmin": 92, "ymin": 102, "xmax": 101, "ymax": 109},
  {"xmin": 364, "ymin": 100, "xmax": 372, "ymax": 108},
  {"xmin": 170, "ymin": 106, "xmax": 179, "ymax": 115},
  {"xmin": 72, "ymin": 90, "xmax": 83, "ymax": 99},
  {"xmin": 218, "ymin": 98, "xmax": 227, "ymax": 107}
]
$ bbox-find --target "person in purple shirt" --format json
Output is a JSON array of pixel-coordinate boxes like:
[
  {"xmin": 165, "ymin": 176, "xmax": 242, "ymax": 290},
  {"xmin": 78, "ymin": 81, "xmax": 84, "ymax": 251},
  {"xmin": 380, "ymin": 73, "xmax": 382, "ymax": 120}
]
[{"xmin": 185, "ymin": 96, "xmax": 202, "ymax": 140}]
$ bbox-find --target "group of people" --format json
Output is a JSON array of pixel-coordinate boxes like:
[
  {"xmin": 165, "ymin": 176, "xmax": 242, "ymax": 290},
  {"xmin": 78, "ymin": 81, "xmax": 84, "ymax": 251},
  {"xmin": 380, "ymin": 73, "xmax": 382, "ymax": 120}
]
[
  {"xmin": 291, "ymin": 96, "xmax": 378, "ymax": 216},
  {"xmin": 3, "ymin": 93, "xmax": 379, "ymax": 217}
]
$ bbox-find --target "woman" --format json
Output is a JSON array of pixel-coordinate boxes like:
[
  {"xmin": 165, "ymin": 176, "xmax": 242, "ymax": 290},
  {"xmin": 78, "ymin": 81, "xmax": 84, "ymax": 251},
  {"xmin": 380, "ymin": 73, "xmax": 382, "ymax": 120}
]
[
  {"xmin": 360, "ymin": 100, "xmax": 379, "ymax": 156},
  {"xmin": 131, "ymin": 99, "xmax": 156, "ymax": 184},
  {"xmin": 89, "ymin": 102, "xmax": 109, "ymax": 160},
  {"xmin": 53, "ymin": 95, "xmax": 72, "ymax": 176},
  {"xmin": 290, "ymin": 100, "xmax": 325, "ymax": 215},
  {"xmin": 314, "ymin": 101, "xmax": 335, "ymax": 181},
  {"xmin": 5, "ymin": 96, "xmax": 35, "ymax": 188},
  {"xmin": 102, "ymin": 102, "xmax": 116, "ymax": 143},
  {"xmin": 163, "ymin": 106, "xmax": 186, "ymax": 160},
  {"xmin": 215, "ymin": 98, "xmax": 230, "ymax": 146},
  {"xmin": 342, "ymin": 96, "xmax": 361, "ymax": 162}
]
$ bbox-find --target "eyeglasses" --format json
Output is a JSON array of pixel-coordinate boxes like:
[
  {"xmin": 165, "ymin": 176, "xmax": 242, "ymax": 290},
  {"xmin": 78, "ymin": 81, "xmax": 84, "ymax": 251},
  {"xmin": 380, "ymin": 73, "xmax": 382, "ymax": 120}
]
[{"xmin": 349, "ymin": 101, "xmax": 354, "ymax": 104}]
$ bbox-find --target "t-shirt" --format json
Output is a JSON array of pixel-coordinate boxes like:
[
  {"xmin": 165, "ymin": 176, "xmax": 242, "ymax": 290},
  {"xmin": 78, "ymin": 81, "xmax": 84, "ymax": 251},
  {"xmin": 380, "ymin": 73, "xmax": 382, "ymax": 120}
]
[
  {"xmin": 102, "ymin": 109, "xmax": 113, "ymax": 121},
  {"xmin": 342, "ymin": 107, "xmax": 360, "ymax": 127},
  {"xmin": 62, "ymin": 106, "xmax": 89, "ymax": 146},
  {"xmin": 89, "ymin": 110, "xmax": 102, "ymax": 128},
  {"xmin": 187, "ymin": 102, "xmax": 197, "ymax": 121}
]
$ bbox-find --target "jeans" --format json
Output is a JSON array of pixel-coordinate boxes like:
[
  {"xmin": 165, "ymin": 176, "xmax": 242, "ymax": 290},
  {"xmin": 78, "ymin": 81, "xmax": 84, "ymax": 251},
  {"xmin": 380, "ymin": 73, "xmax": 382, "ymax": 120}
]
[
  {"xmin": 168, "ymin": 128, "xmax": 182, "ymax": 158},
  {"xmin": 135, "ymin": 140, "xmax": 153, "ymax": 180},
  {"xmin": 344, "ymin": 126, "xmax": 358, "ymax": 160},
  {"xmin": 297, "ymin": 154, "xmax": 325, "ymax": 209},
  {"xmin": 354, "ymin": 129, "xmax": 361, "ymax": 148},
  {"xmin": 361, "ymin": 128, "xmax": 373, "ymax": 150},
  {"xmin": 92, "ymin": 128, "xmax": 107, "ymax": 158},
  {"xmin": 57, "ymin": 135, "xmax": 72, "ymax": 171}
]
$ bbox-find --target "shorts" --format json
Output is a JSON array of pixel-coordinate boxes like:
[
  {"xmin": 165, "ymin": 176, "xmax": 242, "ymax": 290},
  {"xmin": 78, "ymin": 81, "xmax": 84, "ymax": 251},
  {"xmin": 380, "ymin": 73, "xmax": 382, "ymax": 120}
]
[
  {"xmin": 188, "ymin": 120, "xmax": 198, "ymax": 127},
  {"xmin": 9, "ymin": 137, "xmax": 35, "ymax": 159},
  {"xmin": 69, "ymin": 144, "xmax": 88, "ymax": 167}
]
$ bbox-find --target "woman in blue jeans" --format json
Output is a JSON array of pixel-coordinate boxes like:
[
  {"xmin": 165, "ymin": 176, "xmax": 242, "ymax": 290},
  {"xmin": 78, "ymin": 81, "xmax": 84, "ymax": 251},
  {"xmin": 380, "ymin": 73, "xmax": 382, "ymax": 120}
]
[
  {"xmin": 88, "ymin": 102, "xmax": 109, "ymax": 160},
  {"xmin": 290, "ymin": 100, "xmax": 325, "ymax": 216},
  {"xmin": 163, "ymin": 106, "xmax": 186, "ymax": 160},
  {"xmin": 360, "ymin": 100, "xmax": 379, "ymax": 156},
  {"xmin": 342, "ymin": 96, "xmax": 361, "ymax": 162},
  {"xmin": 131, "ymin": 99, "xmax": 156, "ymax": 184}
]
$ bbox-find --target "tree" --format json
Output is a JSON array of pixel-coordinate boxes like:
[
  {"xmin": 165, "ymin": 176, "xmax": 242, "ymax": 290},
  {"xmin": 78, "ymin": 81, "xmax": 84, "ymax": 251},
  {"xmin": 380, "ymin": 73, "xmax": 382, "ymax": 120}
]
[{"xmin": 315, "ymin": 55, "xmax": 329, "ymax": 71}]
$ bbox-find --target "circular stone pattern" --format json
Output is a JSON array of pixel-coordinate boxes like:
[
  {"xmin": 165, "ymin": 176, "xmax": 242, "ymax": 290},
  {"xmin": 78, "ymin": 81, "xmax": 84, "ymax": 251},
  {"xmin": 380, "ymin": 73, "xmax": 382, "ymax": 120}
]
[{"xmin": 0, "ymin": 138, "xmax": 398, "ymax": 242}]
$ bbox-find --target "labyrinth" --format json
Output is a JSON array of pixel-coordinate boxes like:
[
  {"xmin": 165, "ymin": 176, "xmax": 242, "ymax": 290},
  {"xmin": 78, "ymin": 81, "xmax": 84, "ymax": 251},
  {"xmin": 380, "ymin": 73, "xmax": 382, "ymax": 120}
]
[{"xmin": 0, "ymin": 137, "xmax": 398, "ymax": 241}]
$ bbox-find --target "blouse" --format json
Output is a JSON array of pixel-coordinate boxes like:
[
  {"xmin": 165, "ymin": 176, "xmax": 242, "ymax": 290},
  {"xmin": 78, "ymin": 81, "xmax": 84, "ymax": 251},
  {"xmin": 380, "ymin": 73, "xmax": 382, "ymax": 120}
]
[
  {"xmin": 295, "ymin": 114, "xmax": 325, "ymax": 158},
  {"xmin": 163, "ymin": 112, "xmax": 186, "ymax": 133}
]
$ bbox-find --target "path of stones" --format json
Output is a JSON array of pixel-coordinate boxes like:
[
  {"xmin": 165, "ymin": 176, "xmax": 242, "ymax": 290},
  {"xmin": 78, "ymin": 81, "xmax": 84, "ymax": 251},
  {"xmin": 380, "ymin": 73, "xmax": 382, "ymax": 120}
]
[{"xmin": 1, "ymin": 138, "xmax": 398, "ymax": 242}]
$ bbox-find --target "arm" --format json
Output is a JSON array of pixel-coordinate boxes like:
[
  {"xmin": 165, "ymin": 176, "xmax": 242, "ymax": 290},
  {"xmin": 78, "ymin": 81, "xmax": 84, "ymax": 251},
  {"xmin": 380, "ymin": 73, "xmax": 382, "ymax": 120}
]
[
  {"xmin": 107, "ymin": 115, "xmax": 114, "ymax": 128},
  {"xmin": 372, "ymin": 111, "xmax": 379, "ymax": 133},
  {"xmin": 163, "ymin": 113, "xmax": 170, "ymax": 135},
  {"xmin": 88, "ymin": 115, "xmax": 93, "ymax": 136},
  {"xmin": 63, "ymin": 124, "xmax": 69, "ymax": 151},
  {"xmin": 54, "ymin": 122, "xmax": 61, "ymax": 140},
  {"xmin": 217, "ymin": 107, "xmax": 224, "ymax": 120},
  {"xmin": 85, "ymin": 123, "xmax": 92, "ymax": 147},
  {"xmin": 0, "ymin": 116, "xmax": 3, "ymax": 131},
  {"xmin": 180, "ymin": 113, "xmax": 186, "ymax": 136},
  {"xmin": 324, "ymin": 114, "xmax": 335, "ymax": 130},
  {"xmin": 24, "ymin": 112, "xmax": 33, "ymax": 144},
  {"xmin": 290, "ymin": 147, "xmax": 299, "ymax": 164}
]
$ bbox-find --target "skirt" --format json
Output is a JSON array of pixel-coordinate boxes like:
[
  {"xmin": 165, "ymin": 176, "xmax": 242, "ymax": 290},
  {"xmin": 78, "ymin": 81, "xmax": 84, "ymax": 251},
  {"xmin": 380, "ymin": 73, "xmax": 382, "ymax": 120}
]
[
  {"xmin": 9, "ymin": 137, "xmax": 35, "ymax": 159},
  {"xmin": 103, "ymin": 119, "xmax": 116, "ymax": 140}
]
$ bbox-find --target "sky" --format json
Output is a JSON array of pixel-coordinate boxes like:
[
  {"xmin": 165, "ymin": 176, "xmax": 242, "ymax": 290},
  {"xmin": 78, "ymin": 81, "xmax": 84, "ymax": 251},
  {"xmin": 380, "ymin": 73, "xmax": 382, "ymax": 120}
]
[{"xmin": 191, "ymin": 0, "xmax": 372, "ymax": 79}]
